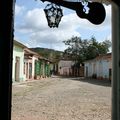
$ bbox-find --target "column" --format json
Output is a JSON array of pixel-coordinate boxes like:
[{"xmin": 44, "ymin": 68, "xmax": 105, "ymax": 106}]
[{"xmin": 112, "ymin": 2, "xmax": 120, "ymax": 120}]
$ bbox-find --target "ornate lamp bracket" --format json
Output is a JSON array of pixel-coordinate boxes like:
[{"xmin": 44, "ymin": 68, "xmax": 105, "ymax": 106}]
[
  {"xmin": 38, "ymin": 0, "xmax": 106, "ymax": 26},
  {"xmin": 44, "ymin": 3, "xmax": 63, "ymax": 28}
]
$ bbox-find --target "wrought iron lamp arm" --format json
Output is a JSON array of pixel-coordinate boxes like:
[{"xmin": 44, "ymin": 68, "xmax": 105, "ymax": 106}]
[
  {"xmin": 40, "ymin": 0, "xmax": 106, "ymax": 25},
  {"xmin": 41, "ymin": 0, "xmax": 120, "ymax": 6},
  {"xmin": 41, "ymin": 0, "xmax": 84, "ymax": 11}
]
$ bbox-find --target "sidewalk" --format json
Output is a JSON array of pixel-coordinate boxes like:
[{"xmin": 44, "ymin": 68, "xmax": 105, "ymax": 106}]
[{"xmin": 12, "ymin": 78, "xmax": 48, "ymax": 86}]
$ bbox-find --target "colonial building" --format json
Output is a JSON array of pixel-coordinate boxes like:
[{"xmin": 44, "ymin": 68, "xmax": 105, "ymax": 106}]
[
  {"xmin": 84, "ymin": 53, "xmax": 112, "ymax": 80},
  {"xmin": 58, "ymin": 59, "xmax": 85, "ymax": 77},
  {"xmin": 12, "ymin": 40, "xmax": 27, "ymax": 82},
  {"xmin": 24, "ymin": 48, "xmax": 40, "ymax": 80},
  {"xmin": 58, "ymin": 60, "xmax": 74, "ymax": 76},
  {"xmin": 12, "ymin": 40, "xmax": 52, "ymax": 82},
  {"xmin": 24, "ymin": 48, "xmax": 52, "ymax": 80},
  {"xmin": 34, "ymin": 57, "xmax": 51, "ymax": 79}
]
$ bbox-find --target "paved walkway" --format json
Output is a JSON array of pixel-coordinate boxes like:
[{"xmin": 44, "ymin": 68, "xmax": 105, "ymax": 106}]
[{"xmin": 12, "ymin": 76, "xmax": 111, "ymax": 120}]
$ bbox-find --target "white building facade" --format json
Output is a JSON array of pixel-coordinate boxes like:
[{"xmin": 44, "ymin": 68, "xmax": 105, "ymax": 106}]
[
  {"xmin": 58, "ymin": 60, "xmax": 74, "ymax": 76},
  {"xmin": 12, "ymin": 40, "xmax": 26, "ymax": 82},
  {"xmin": 84, "ymin": 53, "xmax": 112, "ymax": 80}
]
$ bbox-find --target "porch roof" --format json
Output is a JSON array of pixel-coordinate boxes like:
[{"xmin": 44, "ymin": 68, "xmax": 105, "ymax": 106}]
[
  {"xmin": 24, "ymin": 48, "xmax": 40, "ymax": 56},
  {"xmin": 24, "ymin": 48, "xmax": 53, "ymax": 63}
]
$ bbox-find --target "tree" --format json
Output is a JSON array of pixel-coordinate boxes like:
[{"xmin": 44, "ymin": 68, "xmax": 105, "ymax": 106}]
[
  {"xmin": 63, "ymin": 36, "xmax": 86, "ymax": 63},
  {"xmin": 63, "ymin": 36, "xmax": 112, "ymax": 64}
]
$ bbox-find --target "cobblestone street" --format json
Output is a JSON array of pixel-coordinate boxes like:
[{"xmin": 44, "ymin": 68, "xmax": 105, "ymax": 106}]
[{"xmin": 12, "ymin": 76, "xmax": 111, "ymax": 120}]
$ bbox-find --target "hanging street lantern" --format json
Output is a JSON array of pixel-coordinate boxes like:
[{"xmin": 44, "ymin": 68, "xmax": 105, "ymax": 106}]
[
  {"xmin": 40, "ymin": 0, "xmax": 106, "ymax": 26},
  {"xmin": 44, "ymin": 3, "xmax": 63, "ymax": 28}
]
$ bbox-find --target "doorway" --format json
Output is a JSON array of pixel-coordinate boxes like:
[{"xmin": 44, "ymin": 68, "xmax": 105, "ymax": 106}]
[{"xmin": 15, "ymin": 56, "xmax": 20, "ymax": 82}]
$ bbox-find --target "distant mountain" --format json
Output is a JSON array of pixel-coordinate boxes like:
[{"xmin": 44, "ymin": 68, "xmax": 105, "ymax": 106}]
[{"xmin": 30, "ymin": 47, "xmax": 63, "ymax": 62}]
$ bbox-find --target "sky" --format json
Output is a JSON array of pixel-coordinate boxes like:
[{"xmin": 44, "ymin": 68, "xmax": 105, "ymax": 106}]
[{"xmin": 14, "ymin": 0, "xmax": 111, "ymax": 51}]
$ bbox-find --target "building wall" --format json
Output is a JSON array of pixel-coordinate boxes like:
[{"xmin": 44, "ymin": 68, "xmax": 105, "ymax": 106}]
[
  {"xmin": 85, "ymin": 62, "xmax": 92, "ymax": 77},
  {"xmin": 24, "ymin": 56, "xmax": 38, "ymax": 80},
  {"xmin": 84, "ymin": 57, "xmax": 112, "ymax": 80},
  {"xmin": 34, "ymin": 60, "xmax": 49, "ymax": 79},
  {"xmin": 58, "ymin": 60, "xmax": 74, "ymax": 76},
  {"xmin": 50, "ymin": 63, "xmax": 54, "ymax": 71},
  {"xmin": 32, "ymin": 56, "xmax": 38, "ymax": 79},
  {"xmin": 102, "ymin": 60, "xmax": 109, "ymax": 79},
  {"xmin": 12, "ymin": 45, "xmax": 25, "ymax": 82},
  {"xmin": 24, "ymin": 59, "xmax": 32, "ymax": 80}
]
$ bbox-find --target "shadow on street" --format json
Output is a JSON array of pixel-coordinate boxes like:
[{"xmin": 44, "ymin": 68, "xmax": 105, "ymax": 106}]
[{"xmin": 55, "ymin": 75, "xmax": 111, "ymax": 87}]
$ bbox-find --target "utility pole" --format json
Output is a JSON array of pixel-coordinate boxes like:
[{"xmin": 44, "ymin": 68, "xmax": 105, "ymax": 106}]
[
  {"xmin": 0, "ymin": 0, "xmax": 15, "ymax": 120},
  {"xmin": 112, "ymin": 2, "xmax": 120, "ymax": 120}
]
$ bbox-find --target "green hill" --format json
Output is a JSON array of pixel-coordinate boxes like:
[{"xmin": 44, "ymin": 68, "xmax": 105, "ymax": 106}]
[{"xmin": 30, "ymin": 47, "xmax": 63, "ymax": 62}]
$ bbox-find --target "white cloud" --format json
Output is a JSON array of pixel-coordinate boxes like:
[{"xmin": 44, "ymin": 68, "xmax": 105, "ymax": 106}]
[
  {"xmin": 15, "ymin": 8, "xmax": 82, "ymax": 50},
  {"xmin": 15, "ymin": 4, "xmax": 25, "ymax": 15},
  {"xmin": 15, "ymin": 4, "xmax": 111, "ymax": 51},
  {"xmin": 106, "ymin": 34, "xmax": 112, "ymax": 41},
  {"xmin": 101, "ymin": 5, "xmax": 111, "ymax": 27}
]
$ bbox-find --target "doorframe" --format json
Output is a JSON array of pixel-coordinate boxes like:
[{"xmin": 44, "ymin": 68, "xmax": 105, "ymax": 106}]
[{"xmin": 15, "ymin": 56, "xmax": 20, "ymax": 82}]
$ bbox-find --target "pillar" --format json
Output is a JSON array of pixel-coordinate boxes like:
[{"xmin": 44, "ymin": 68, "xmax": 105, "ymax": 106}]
[
  {"xmin": 112, "ymin": 2, "xmax": 120, "ymax": 120},
  {"xmin": 0, "ymin": 0, "xmax": 15, "ymax": 120}
]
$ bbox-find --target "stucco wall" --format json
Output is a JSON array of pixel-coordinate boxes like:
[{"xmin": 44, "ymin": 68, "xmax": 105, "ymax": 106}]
[
  {"xmin": 32, "ymin": 56, "xmax": 38, "ymax": 79},
  {"xmin": 12, "ymin": 45, "xmax": 25, "ymax": 82},
  {"xmin": 58, "ymin": 60, "xmax": 74, "ymax": 75},
  {"xmin": 84, "ymin": 58, "xmax": 112, "ymax": 80}
]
